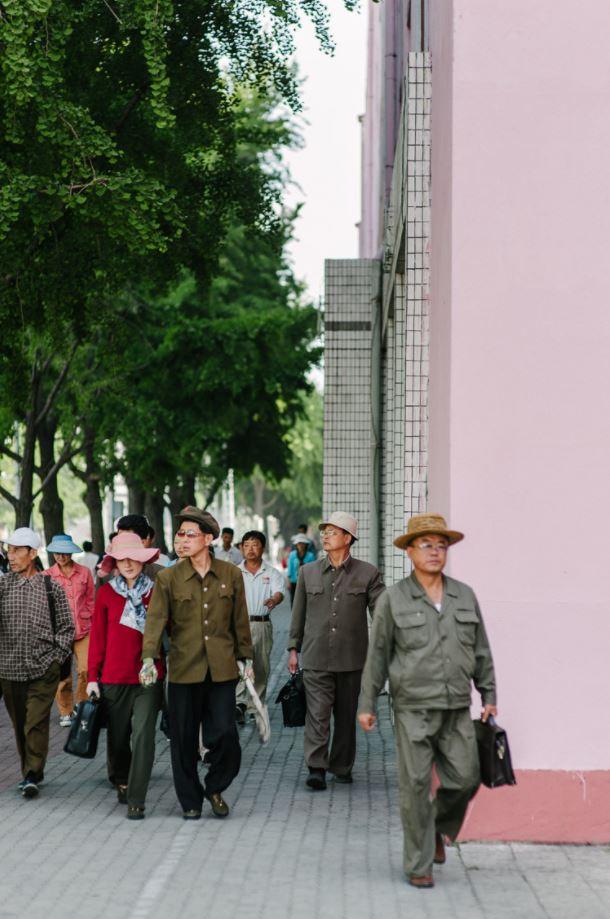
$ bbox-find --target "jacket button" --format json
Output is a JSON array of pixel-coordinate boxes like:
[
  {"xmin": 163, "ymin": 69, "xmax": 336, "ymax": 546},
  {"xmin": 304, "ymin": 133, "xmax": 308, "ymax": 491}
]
[
  {"xmin": 204, "ymin": 603, "xmax": 208, "ymax": 608},
  {"xmin": 205, "ymin": 636, "xmax": 209, "ymax": 640},
  {"xmin": 204, "ymin": 620, "xmax": 208, "ymax": 625}
]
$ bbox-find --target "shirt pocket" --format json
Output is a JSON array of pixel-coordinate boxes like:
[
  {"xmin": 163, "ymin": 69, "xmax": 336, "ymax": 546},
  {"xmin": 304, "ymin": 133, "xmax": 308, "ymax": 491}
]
[
  {"xmin": 454, "ymin": 608, "xmax": 478, "ymax": 645},
  {"xmin": 394, "ymin": 610, "xmax": 429, "ymax": 650}
]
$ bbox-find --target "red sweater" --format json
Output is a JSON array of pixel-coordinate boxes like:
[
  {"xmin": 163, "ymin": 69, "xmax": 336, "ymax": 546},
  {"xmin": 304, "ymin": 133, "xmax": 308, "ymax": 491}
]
[{"xmin": 88, "ymin": 583, "xmax": 165, "ymax": 684}]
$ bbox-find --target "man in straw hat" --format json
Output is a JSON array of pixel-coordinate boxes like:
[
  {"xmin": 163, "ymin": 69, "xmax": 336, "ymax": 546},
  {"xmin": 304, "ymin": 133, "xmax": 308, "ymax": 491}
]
[
  {"xmin": 141, "ymin": 507, "xmax": 253, "ymax": 820},
  {"xmin": 287, "ymin": 511, "xmax": 384, "ymax": 790},
  {"xmin": 358, "ymin": 513, "xmax": 497, "ymax": 889}
]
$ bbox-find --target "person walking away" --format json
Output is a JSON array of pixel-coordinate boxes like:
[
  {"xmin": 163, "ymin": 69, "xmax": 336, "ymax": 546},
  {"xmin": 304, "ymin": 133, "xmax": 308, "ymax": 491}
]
[
  {"xmin": 87, "ymin": 532, "xmax": 164, "ymax": 819},
  {"xmin": 215, "ymin": 527, "xmax": 242, "ymax": 565},
  {"xmin": 44, "ymin": 534, "xmax": 94, "ymax": 726},
  {"xmin": 0, "ymin": 528, "xmax": 74, "ymax": 798},
  {"xmin": 287, "ymin": 535, "xmax": 316, "ymax": 604},
  {"xmin": 78, "ymin": 541, "xmax": 100, "ymax": 577},
  {"xmin": 358, "ymin": 513, "xmax": 497, "ymax": 889},
  {"xmin": 141, "ymin": 507, "xmax": 253, "ymax": 820},
  {"xmin": 287, "ymin": 512, "xmax": 384, "ymax": 790},
  {"xmin": 235, "ymin": 531, "xmax": 284, "ymax": 724}
]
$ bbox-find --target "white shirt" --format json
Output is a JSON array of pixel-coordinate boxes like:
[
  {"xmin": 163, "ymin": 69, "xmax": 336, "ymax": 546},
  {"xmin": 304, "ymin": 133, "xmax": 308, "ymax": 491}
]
[
  {"xmin": 215, "ymin": 545, "xmax": 243, "ymax": 565},
  {"xmin": 238, "ymin": 560, "xmax": 285, "ymax": 616},
  {"xmin": 77, "ymin": 551, "xmax": 99, "ymax": 576}
]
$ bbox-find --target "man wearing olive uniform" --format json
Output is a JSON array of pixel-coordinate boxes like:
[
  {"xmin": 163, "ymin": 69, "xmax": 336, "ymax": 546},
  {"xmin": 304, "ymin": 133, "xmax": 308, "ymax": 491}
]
[
  {"xmin": 358, "ymin": 514, "xmax": 497, "ymax": 889},
  {"xmin": 141, "ymin": 507, "xmax": 253, "ymax": 820}
]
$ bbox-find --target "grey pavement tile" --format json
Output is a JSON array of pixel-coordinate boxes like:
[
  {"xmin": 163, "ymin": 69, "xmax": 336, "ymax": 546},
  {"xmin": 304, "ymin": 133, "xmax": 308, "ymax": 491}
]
[{"xmin": 0, "ymin": 598, "xmax": 608, "ymax": 919}]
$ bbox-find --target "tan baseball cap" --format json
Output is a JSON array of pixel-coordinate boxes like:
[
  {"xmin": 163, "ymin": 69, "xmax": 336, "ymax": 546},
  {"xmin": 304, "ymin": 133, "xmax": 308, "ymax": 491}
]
[{"xmin": 318, "ymin": 511, "xmax": 358, "ymax": 541}]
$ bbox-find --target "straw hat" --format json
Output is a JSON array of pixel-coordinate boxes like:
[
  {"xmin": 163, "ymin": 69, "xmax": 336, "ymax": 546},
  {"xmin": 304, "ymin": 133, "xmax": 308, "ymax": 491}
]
[
  {"xmin": 394, "ymin": 513, "xmax": 464, "ymax": 550},
  {"xmin": 99, "ymin": 531, "xmax": 160, "ymax": 575}
]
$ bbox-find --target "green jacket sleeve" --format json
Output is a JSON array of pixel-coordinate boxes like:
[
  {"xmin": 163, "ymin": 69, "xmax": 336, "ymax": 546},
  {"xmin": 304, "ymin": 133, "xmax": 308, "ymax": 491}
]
[
  {"xmin": 287, "ymin": 568, "xmax": 307, "ymax": 651},
  {"xmin": 142, "ymin": 573, "xmax": 170, "ymax": 661},
  {"xmin": 473, "ymin": 596, "xmax": 497, "ymax": 706},
  {"xmin": 367, "ymin": 568, "xmax": 386, "ymax": 616},
  {"xmin": 358, "ymin": 589, "xmax": 394, "ymax": 714},
  {"xmin": 232, "ymin": 569, "xmax": 254, "ymax": 661}
]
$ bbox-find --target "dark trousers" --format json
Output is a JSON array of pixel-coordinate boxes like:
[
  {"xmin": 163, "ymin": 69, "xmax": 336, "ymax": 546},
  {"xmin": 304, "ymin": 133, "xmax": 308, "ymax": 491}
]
[
  {"xmin": 303, "ymin": 669, "xmax": 362, "ymax": 776},
  {"xmin": 1, "ymin": 661, "xmax": 60, "ymax": 781},
  {"xmin": 103, "ymin": 682, "xmax": 162, "ymax": 807},
  {"xmin": 168, "ymin": 675, "xmax": 240, "ymax": 812}
]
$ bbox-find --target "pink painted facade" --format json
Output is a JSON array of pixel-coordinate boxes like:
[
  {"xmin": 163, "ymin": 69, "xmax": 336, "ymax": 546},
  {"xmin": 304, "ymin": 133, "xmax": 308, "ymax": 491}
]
[{"xmin": 354, "ymin": 0, "xmax": 610, "ymax": 842}]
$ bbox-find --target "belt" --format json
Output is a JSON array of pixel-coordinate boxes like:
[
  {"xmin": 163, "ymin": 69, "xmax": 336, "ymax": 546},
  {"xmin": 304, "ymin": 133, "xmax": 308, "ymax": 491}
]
[{"xmin": 249, "ymin": 615, "xmax": 270, "ymax": 622}]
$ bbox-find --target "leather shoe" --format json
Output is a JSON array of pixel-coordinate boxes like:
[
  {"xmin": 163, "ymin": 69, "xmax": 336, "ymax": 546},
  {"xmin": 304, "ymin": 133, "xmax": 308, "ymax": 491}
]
[
  {"xmin": 127, "ymin": 805, "xmax": 145, "ymax": 820},
  {"xmin": 333, "ymin": 773, "xmax": 353, "ymax": 784},
  {"xmin": 182, "ymin": 809, "xmax": 201, "ymax": 820},
  {"xmin": 117, "ymin": 784, "xmax": 128, "ymax": 805},
  {"xmin": 306, "ymin": 768, "xmax": 326, "ymax": 791},
  {"xmin": 408, "ymin": 874, "xmax": 434, "ymax": 889},
  {"xmin": 235, "ymin": 704, "xmax": 246, "ymax": 725},
  {"xmin": 434, "ymin": 832, "xmax": 446, "ymax": 865},
  {"xmin": 207, "ymin": 792, "xmax": 229, "ymax": 818}
]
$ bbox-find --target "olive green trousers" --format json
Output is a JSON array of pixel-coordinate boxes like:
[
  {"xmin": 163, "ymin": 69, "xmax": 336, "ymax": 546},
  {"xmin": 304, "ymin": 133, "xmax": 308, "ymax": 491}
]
[
  {"xmin": 102, "ymin": 682, "xmax": 162, "ymax": 808},
  {"xmin": 393, "ymin": 707, "xmax": 480, "ymax": 877}
]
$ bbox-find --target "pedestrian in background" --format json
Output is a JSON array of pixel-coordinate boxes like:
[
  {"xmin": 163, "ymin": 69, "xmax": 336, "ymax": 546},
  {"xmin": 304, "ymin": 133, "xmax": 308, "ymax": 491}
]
[
  {"xmin": 97, "ymin": 515, "xmax": 164, "ymax": 588},
  {"xmin": 78, "ymin": 540, "xmax": 100, "ymax": 577},
  {"xmin": 215, "ymin": 527, "xmax": 242, "ymax": 565},
  {"xmin": 235, "ymin": 530, "xmax": 284, "ymax": 724},
  {"xmin": 287, "ymin": 535, "xmax": 316, "ymax": 603},
  {"xmin": 358, "ymin": 514, "xmax": 497, "ymax": 889},
  {"xmin": 141, "ymin": 507, "xmax": 253, "ymax": 820},
  {"xmin": 288, "ymin": 512, "xmax": 384, "ymax": 790},
  {"xmin": 44, "ymin": 534, "xmax": 94, "ymax": 727},
  {"xmin": 0, "ymin": 528, "xmax": 73, "ymax": 798},
  {"xmin": 87, "ymin": 532, "xmax": 164, "ymax": 820}
]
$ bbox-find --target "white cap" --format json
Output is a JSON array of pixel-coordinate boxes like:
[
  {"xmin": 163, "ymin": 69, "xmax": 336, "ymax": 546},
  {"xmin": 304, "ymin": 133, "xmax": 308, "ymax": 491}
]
[
  {"xmin": 7, "ymin": 527, "xmax": 41, "ymax": 549},
  {"xmin": 293, "ymin": 534, "xmax": 311, "ymax": 546},
  {"xmin": 318, "ymin": 512, "xmax": 358, "ymax": 541}
]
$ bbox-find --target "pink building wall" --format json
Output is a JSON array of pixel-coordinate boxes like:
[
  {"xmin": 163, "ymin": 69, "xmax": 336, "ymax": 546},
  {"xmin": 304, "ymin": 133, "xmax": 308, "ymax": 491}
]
[{"xmin": 428, "ymin": 0, "xmax": 610, "ymax": 842}]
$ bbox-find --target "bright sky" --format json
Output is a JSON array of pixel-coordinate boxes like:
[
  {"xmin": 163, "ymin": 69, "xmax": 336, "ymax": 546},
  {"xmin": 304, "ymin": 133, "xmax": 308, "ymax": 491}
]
[{"xmin": 284, "ymin": 4, "xmax": 368, "ymax": 303}]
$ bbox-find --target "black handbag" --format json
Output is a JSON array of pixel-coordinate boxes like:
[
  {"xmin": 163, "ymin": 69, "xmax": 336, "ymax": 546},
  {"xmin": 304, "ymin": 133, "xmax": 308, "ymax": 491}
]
[
  {"xmin": 474, "ymin": 716, "xmax": 517, "ymax": 788},
  {"xmin": 64, "ymin": 696, "xmax": 105, "ymax": 758},
  {"xmin": 44, "ymin": 575, "xmax": 72, "ymax": 680},
  {"xmin": 275, "ymin": 671, "xmax": 307, "ymax": 727}
]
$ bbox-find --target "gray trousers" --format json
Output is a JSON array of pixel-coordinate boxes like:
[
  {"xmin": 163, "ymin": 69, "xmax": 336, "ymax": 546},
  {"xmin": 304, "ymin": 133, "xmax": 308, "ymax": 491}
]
[
  {"xmin": 393, "ymin": 707, "xmax": 480, "ymax": 877},
  {"xmin": 236, "ymin": 620, "xmax": 273, "ymax": 710},
  {"xmin": 303, "ymin": 669, "xmax": 362, "ymax": 776}
]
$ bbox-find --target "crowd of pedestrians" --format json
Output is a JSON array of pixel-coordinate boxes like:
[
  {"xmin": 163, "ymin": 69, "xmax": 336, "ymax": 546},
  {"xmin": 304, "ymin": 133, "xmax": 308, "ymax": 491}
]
[{"xmin": 0, "ymin": 505, "xmax": 497, "ymax": 890}]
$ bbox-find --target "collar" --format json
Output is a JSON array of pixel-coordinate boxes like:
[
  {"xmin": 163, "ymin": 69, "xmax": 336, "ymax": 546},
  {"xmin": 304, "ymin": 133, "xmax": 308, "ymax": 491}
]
[
  {"xmin": 408, "ymin": 573, "xmax": 458, "ymax": 598},
  {"xmin": 322, "ymin": 553, "xmax": 352, "ymax": 573},
  {"xmin": 239, "ymin": 559, "xmax": 268, "ymax": 578},
  {"xmin": 49, "ymin": 562, "xmax": 78, "ymax": 579},
  {"xmin": 181, "ymin": 556, "xmax": 220, "ymax": 581}
]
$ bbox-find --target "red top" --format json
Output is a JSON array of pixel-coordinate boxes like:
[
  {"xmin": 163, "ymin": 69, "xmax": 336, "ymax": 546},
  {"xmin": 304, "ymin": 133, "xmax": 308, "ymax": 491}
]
[{"xmin": 88, "ymin": 583, "xmax": 165, "ymax": 684}]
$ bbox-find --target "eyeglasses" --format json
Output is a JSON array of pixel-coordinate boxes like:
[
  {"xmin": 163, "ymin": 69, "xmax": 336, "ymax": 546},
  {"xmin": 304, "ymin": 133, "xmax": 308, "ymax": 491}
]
[
  {"xmin": 412, "ymin": 542, "xmax": 449, "ymax": 553},
  {"xmin": 320, "ymin": 528, "xmax": 342, "ymax": 538},
  {"xmin": 175, "ymin": 529, "xmax": 204, "ymax": 540}
]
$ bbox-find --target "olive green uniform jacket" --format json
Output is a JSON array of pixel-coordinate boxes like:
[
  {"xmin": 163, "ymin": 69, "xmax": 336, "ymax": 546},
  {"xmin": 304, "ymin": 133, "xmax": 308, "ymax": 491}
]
[
  {"xmin": 359, "ymin": 573, "xmax": 496, "ymax": 713},
  {"xmin": 142, "ymin": 557, "xmax": 253, "ymax": 684}
]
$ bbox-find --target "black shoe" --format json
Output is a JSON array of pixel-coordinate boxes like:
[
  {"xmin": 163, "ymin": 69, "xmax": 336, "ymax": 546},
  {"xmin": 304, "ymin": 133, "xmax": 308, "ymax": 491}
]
[
  {"xmin": 207, "ymin": 792, "xmax": 229, "ymax": 818},
  {"xmin": 183, "ymin": 809, "xmax": 202, "ymax": 820},
  {"xmin": 235, "ymin": 704, "xmax": 246, "ymax": 725},
  {"xmin": 127, "ymin": 805, "xmax": 145, "ymax": 820},
  {"xmin": 117, "ymin": 784, "xmax": 128, "ymax": 804},
  {"xmin": 22, "ymin": 779, "xmax": 39, "ymax": 799},
  {"xmin": 333, "ymin": 772, "xmax": 353, "ymax": 784},
  {"xmin": 306, "ymin": 768, "xmax": 326, "ymax": 791}
]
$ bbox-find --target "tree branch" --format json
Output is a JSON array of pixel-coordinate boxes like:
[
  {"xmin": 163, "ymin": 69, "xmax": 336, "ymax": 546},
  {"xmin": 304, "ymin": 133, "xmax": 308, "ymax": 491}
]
[
  {"xmin": 0, "ymin": 483, "xmax": 18, "ymax": 509},
  {"xmin": 34, "ymin": 341, "xmax": 79, "ymax": 427},
  {"xmin": 32, "ymin": 441, "xmax": 83, "ymax": 500},
  {"xmin": 114, "ymin": 82, "xmax": 150, "ymax": 134}
]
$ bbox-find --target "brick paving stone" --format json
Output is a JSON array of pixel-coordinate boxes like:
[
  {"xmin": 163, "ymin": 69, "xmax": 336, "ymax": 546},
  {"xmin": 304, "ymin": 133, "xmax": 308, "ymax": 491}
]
[{"xmin": 0, "ymin": 596, "xmax": 608, "ymax": 919}]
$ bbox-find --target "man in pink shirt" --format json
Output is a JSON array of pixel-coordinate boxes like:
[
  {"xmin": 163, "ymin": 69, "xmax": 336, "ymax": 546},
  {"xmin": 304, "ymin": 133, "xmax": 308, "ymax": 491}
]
[{"xmin": 44, "ymin": 534, "xmax": 95, "ymax": 726}]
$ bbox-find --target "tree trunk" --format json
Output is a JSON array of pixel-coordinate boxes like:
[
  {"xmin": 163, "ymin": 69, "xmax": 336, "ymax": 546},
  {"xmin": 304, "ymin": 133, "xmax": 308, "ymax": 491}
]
[
  {"xmin": 14, "ymin": 410, "xmax": 37, "ymax": 528},
  {"xmin": 38, "ymin": 414, "xmax": 65, "ymax": 556},
  {"xmin": 127, "ymin": 483, "xmax": 146, "ymax": 515},
  {"xmin": 82, "ymin": 438, "xmax": 105, "ymax": 553},
  {"xmin": 145, "ymin": 491, "xmax": 168, "ymax": 554}
]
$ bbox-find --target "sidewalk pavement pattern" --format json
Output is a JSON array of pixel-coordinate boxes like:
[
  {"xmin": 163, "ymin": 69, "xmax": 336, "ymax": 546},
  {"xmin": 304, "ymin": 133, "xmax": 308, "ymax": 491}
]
[{"xmin": 0, "ymin": 597, "xmax": 608, "ymax": 919}]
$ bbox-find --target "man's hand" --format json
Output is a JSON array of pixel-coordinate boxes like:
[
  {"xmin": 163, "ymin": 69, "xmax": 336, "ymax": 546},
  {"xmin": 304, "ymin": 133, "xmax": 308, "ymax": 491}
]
[
  {"xmin": 481, "ymin": 704, "xmax": 497, "ymax": 723},
  {"xmin": 86, "ymin": 681, "xmax": 100, "ymax": 699},
  {"xmin": 288, "ymin": 649, "xmax": 299, "ymax": 674},
  {"xmin": 139, "ymin": 658, "xmax": 158, "ymax": 687},
  {"xmin": 264, "ymin": 592, "xmax": 283, "ymax": 611},
  {"xmin": 358, "ymin": 713, "xmax": 377, "ymax": 732},
  {"xmin": 239, "ymin": 659, "xmax": 254, "ymax": 682}
]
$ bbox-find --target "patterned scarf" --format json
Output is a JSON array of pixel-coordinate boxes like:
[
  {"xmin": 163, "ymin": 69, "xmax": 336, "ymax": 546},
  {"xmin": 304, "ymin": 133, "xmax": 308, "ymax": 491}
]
[{"xmin": 110, "ymin": 572, "xmax": 154, "ymax": 634}]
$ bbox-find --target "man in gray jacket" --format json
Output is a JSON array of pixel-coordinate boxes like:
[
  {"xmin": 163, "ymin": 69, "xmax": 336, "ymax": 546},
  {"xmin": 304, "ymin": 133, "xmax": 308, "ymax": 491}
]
[
  {"xmin": 358, "ymin": 514, "xmax": 497, "ymax": 889},
  {"xmin": 288, "ymin": 512, "xmax": 384, "ymax": 790}
]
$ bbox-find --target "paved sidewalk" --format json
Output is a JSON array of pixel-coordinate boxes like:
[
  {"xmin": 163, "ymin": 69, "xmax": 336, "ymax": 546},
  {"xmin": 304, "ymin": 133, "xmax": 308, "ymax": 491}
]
[{"xmin": 0, "ymin": 599, "xmax": 608, "ymax": 919}]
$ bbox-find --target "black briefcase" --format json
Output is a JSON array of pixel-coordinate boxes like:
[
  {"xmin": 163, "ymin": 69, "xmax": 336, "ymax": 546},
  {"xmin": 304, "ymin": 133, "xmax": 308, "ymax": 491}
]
[
  {"xmin": 474, "ymin": 717, "xmax": 517, "ymax": 789},
  {"xmin": 64, "ymin": 697, "xmax": 105, "ymax": 759},
  {"xmin": 275, "ymin": 671, "xmax": 307, "ymax": 727}
]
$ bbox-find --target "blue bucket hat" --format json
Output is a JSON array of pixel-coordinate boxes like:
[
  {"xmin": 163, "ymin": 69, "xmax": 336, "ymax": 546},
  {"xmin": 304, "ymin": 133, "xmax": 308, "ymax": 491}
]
[{"xmin": 46, "ymin": 533, "xmax": 82, "ymax": 555}]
